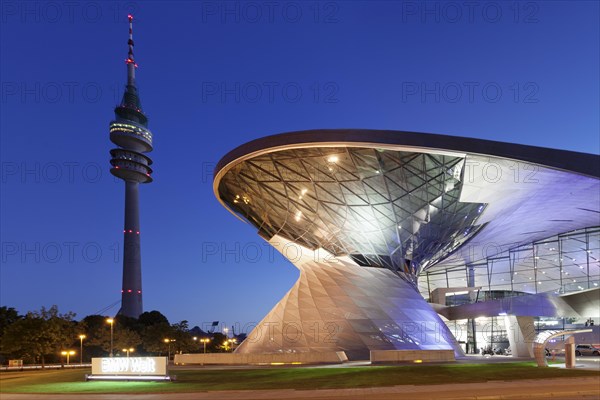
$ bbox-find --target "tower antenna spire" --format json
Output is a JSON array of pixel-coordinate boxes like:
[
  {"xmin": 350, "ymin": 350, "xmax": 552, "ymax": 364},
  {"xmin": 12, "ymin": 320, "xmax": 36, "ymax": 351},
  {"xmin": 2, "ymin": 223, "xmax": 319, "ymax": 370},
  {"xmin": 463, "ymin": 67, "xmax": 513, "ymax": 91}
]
[{"xmin": 126, "ymin": 14, "xmax": 137, "ymax": 87}]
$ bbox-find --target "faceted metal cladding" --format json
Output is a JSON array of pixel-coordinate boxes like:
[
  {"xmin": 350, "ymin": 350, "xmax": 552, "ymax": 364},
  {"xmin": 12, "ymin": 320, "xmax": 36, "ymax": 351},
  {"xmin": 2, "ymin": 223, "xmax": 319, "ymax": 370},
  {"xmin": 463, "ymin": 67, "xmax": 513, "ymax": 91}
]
[
  {"xmin": 217, "ymin": 146, "xmax": 486, "ymax": 285},
  {"xmin": 109, "ymin": 15, "xmax": 153, "ymax": 318},
  {"xmin": 235, "ymin": 236, "xmax": 463, "ymax": 360}
]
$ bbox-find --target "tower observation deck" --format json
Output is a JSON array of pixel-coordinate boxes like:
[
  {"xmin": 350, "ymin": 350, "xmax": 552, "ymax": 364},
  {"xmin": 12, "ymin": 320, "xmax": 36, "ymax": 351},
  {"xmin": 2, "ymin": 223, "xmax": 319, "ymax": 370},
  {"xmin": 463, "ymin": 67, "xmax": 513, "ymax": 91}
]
[{"xmin": 109, "ymin": 15, "xmax": 153, "ymax": 318}]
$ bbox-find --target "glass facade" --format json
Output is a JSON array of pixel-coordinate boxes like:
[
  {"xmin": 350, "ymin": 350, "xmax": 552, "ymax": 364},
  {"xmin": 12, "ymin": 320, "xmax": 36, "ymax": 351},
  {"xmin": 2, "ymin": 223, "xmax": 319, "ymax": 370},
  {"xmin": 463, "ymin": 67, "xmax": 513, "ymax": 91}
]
[{"xmin": 421, "ymin": 227, "xmax": 600, "ymax": 297}]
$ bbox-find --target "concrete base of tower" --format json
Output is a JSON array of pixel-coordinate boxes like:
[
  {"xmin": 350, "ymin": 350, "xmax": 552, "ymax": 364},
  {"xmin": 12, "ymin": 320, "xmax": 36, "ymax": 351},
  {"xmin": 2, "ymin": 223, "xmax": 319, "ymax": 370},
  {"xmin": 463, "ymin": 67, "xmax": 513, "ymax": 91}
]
[{"xmin": 235, "ymin": 236, "xmax": 463, "ymax": 361}]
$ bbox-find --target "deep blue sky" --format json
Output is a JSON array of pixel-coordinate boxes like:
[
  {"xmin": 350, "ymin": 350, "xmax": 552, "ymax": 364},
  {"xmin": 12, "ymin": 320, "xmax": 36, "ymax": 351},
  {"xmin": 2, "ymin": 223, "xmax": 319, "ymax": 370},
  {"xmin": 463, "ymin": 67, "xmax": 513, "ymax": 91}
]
[{"xmin": 1, "ymin": 1, "xmax": 598, "ymax": 331}]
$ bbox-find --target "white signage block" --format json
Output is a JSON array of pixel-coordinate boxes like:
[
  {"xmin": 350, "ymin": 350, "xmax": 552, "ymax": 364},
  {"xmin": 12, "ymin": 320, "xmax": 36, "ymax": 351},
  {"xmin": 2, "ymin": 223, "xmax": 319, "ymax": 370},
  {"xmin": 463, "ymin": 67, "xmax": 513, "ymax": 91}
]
[{"xmin": 91, "ymin": 357, "xmax": 168, "ymax": 376}]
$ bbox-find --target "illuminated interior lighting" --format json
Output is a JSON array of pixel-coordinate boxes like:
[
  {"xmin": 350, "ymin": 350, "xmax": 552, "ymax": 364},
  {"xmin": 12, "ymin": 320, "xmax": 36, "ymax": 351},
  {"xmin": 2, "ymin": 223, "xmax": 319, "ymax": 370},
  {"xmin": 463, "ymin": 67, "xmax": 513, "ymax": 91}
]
[{"xmin": 327, "ymin": 155, "xmax": 339, "ymax": 163}]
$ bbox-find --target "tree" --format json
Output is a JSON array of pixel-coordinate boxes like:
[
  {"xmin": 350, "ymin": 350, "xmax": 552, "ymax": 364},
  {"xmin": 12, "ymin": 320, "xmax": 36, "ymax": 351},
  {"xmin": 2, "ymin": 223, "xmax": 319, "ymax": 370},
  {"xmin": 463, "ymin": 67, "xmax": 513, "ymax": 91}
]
[
  {"xmin": 87, "ymin": 324, "xmax": 142, "ymax": 354},
  {"xmin": 170, "ymin": 320, "xmax": 197, "ymax": 354},
  {"xmin": 141, "ymin": 322, "xmax": 172, "ymax": 354},
  {"xmin": 139, "ymin": 311, "xmax": 169, "ymax": 327},
  {"xmin": 209, "ymin": 332, "xmax": 229, "ymax": 353},
  {"xmin": 1, "ymin": 306, "xmax": 76, "ymax": 367},
  {"xmin": 0, "ymin": 306, "xmax": 21, "ymax": 337},
  {"xmin": 139, "ymin": 310, "xmax": 172, "ymax": 354}
]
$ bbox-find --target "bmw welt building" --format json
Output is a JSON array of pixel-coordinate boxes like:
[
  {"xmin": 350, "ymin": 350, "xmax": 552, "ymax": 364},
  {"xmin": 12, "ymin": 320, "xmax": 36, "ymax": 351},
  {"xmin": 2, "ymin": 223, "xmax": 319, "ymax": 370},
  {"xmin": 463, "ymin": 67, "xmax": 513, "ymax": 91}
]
[{"xmin": 212, "ymin": 129, "xmax": 600, "ymax": 361}]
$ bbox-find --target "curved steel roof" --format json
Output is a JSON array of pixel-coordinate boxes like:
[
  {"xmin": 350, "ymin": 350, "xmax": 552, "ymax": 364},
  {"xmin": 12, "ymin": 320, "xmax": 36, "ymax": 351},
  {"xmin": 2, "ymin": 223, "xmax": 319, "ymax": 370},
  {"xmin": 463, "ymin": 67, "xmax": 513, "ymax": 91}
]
[{"xmin": 215, "ymin": 129, "xmax": 600, "ymax": 180}]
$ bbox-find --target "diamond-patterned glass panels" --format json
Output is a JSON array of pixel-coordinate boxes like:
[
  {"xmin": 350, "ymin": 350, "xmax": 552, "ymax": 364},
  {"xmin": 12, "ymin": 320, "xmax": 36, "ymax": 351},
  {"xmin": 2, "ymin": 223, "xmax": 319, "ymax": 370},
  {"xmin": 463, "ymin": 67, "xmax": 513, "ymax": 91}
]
[{"xmin": 218, "ymin": 146, "xmax": 486, "ymax": 276}]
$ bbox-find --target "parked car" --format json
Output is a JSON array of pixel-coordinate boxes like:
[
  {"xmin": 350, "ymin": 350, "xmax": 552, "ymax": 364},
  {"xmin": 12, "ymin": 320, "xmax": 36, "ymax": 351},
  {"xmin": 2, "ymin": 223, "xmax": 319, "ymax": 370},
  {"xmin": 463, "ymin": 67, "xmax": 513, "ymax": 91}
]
[{"xmin": 575, "ymin": 344, "xmax": 600, "ymax": 356}]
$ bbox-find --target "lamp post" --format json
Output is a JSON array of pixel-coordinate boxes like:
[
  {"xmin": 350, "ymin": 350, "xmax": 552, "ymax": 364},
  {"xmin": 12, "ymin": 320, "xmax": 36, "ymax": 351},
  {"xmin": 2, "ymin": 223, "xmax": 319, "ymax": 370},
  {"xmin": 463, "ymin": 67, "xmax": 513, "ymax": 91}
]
[
  {"xmin": 78, "ymin": 334, "xmax": 86, "ymax": 365},
  {"xmin": 201, "ymin": 338, "xmax": 211, "ymax": 353},
  {"xmin": 106, "ymin": 318, "xmax": 114, "ymax": 357},
  {"xmin": 61, "ymin": 350, "xmax": 75, "ymax": 366},
  {"xmin": 122, "ymin": 347, "xmax": 134, "ymax": 358},
  {"xmin": 164, "ymin": 338, "xmax": 175, "ymax": 361},
  {"xmin": 193, "ymin": 336, "xmax": 211, "ymax": 354}
]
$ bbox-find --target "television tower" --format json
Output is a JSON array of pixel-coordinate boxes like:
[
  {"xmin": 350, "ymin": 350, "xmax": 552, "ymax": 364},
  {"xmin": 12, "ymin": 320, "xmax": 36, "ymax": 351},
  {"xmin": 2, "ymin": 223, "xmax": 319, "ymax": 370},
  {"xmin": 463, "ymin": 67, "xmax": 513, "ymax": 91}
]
[{"xmin": 109, "ymin": 14, "xmax": 153, "ymax": 318}]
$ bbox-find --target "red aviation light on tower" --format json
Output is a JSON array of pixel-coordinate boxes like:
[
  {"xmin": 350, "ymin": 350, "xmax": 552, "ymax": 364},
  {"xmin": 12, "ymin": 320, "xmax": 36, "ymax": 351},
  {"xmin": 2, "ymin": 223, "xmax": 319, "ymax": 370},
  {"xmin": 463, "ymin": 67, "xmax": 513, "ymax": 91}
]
[{"xmin": 126, "ymin": 14, "xmax": 138, "ymax": 68}]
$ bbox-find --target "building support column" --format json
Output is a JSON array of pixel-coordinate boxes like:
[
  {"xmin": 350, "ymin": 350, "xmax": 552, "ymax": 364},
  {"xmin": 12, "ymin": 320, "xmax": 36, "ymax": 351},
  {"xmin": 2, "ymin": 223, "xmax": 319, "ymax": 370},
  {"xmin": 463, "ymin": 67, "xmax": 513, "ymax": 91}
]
[
  {"xmin": 466, "ymin": 264, "xmax": 477, "ymax": 354},
  {"xmin": 505, "ymin": 315, "xmax": 535, "ymax": 358}
]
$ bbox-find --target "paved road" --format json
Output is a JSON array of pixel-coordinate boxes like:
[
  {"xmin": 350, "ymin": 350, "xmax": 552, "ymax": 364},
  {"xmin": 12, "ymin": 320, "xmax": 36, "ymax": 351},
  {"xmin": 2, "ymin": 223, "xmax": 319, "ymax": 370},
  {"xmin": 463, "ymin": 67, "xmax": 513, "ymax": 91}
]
[{"xmin": 2, "ymin": 377, "xmax": 599, "ymax": 400}]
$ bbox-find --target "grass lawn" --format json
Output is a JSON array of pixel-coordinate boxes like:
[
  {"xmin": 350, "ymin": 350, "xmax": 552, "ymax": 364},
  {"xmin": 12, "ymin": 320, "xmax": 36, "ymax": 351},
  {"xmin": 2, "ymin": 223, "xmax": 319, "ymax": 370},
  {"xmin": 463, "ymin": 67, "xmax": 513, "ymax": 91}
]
[{"xmin": 1, "ymin": 363, "xmax": 598, "ymax": 393}]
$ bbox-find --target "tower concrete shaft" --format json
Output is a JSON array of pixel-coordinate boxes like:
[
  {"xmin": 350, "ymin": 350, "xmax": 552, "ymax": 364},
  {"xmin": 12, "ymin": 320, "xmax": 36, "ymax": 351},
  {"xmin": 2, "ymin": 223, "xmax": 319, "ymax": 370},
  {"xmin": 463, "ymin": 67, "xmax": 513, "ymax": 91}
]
[
  {"xmin": 109, "ymin": 14, "xmax": 153, "ymax": 318},
  {"xmin": 120, "ymin": 181, "xmax": 143, "ymax": 317}
]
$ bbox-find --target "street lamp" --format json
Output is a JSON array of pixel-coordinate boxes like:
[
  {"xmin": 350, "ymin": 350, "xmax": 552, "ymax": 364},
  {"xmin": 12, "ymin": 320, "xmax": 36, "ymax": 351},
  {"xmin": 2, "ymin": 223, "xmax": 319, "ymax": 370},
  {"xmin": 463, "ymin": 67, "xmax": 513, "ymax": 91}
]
[
  {"xmin": 78, "ymin": 334, "xmax": 86, "ymax": 365},
  {"xmin": 194, "ymin": 336, "xmax": 211, "ymax": 353},
  {"xmin": 61, "ymin": 350, "xmax": 76, "ymax": 366},
  {"xmin": 200, "ymin": 338, "xmax": 211, "ymax": 353},
  {"xmin": 228, "ymin": 338, "xmax": 236, "ymax": 352},
  {"xmin": 122, "ymin": 347, "xmax": 135, "ymax": 358},
  {"xmin": 163, "ymin": 338, "xmax": 175, "ymax": 361},
  {"xmin": 106, "ymin": 318, "xmax": 114, "ymax": 357}
]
